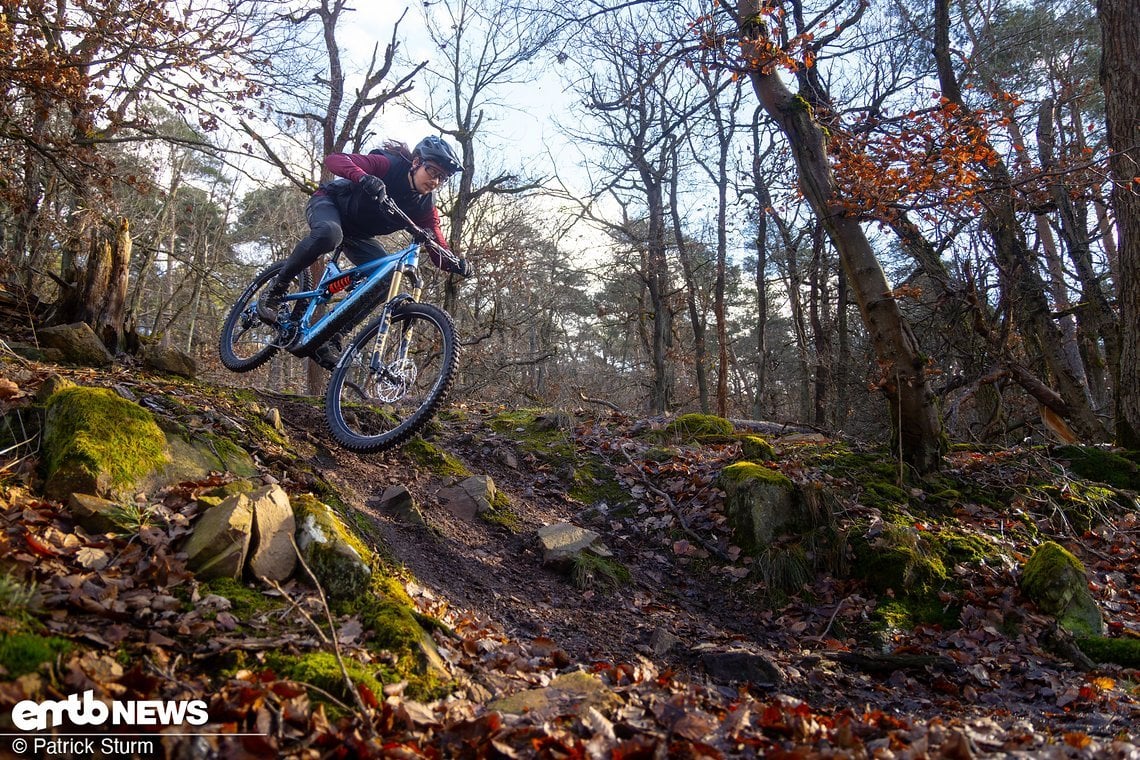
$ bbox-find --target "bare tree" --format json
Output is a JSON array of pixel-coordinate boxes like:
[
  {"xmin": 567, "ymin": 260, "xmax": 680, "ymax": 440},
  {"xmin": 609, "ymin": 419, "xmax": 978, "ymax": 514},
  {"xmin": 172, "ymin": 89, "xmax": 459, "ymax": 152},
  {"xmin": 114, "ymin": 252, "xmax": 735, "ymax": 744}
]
[{"xmin": 406, "ymin": 0, "xmax": 558, "ymax": 315}]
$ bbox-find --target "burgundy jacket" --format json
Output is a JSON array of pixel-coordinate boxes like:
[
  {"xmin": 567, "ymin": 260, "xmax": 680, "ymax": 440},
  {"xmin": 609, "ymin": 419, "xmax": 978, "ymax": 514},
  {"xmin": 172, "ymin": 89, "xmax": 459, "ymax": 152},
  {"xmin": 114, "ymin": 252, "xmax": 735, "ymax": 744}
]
[{"xmin": 322, "ymin": 152, "xmax": 451, "ymax": 252}]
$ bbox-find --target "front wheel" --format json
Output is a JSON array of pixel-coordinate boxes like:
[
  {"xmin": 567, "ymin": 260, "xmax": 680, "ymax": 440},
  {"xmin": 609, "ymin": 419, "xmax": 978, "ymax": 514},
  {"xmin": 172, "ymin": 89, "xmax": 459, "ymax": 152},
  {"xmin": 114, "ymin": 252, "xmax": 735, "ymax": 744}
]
[
  {"xmin": 218, "ymin": 263, "xmax": 309, "ymax": 372},
  {"xmin": 324, "ymin": 303, "xmax": 459, "ymax": 454}
]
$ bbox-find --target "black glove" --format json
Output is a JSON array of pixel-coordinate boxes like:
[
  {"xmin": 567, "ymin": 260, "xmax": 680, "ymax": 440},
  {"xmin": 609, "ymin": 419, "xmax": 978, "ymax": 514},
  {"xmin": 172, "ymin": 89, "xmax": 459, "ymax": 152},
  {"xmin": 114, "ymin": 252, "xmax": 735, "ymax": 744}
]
[
  {"xmin": 449, "ymin": 257, "xmax": 471, "ymax": 278},
  {"xmin": 359, "ymin": 174, "xmax": 386, "ymax": 200}
]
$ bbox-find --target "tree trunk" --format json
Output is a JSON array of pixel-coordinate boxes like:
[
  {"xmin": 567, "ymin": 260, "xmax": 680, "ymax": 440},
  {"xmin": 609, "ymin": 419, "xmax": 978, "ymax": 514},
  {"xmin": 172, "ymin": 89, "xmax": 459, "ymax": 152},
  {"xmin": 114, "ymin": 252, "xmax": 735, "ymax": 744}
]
[
  {"xmin": 739, "ymin": 2, "xmax": 944, "ymax": 472},
  {"xmin": 58, "ymin": 215, "xmax": 132, "ymax": 352},
  {"xmin": 1099, "ymin": 0, "xmax": 1140, "ymax": 447},
  {"xmin": 669, "ymin": 162, "xmax": 710, "ymax": 413}
]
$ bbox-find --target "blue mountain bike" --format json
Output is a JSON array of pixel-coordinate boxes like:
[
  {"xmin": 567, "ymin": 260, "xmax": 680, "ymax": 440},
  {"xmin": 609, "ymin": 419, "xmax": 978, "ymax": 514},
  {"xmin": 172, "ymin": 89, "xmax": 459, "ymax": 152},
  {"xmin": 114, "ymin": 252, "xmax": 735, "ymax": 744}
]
[{"xmin": 219, "ymin": 198, "xmax": 460, "ymax": 454}]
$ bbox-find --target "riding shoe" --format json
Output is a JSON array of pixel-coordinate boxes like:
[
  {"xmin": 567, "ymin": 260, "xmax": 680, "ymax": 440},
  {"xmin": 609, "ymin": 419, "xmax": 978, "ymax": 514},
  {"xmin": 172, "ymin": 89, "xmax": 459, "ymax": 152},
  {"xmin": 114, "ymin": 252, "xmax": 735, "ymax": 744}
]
[{"xmin": 257, "ymin": 282, "xmax": 288, "ymax": 324}]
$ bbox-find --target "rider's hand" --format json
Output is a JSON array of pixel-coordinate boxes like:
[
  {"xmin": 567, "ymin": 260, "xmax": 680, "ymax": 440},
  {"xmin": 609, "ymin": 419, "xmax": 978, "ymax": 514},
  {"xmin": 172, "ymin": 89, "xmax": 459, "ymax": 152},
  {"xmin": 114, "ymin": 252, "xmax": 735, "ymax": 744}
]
[
  {"xmin": 359, "ymin": 174, "xmax": 386, "ymax": 200},
  {"xmin": 449, "ymin": 257, "xmax": 471, "ymax": 278}
]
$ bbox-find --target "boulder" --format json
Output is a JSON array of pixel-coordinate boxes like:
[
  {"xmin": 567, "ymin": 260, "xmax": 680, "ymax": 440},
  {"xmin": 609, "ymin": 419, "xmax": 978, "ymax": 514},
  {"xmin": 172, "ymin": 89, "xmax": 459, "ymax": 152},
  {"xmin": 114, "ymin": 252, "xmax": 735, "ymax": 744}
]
[
  {"xmin": 140, "ymin": 344, "xmax": 198, "ymax": 378},
  {"xmin": 1021, "ymin": 541, "xmax": 1105, "ymax": 637},
  {"xmin": 182, "ymin": 493, "xmax": 254, "ymax": 580},
  {"xmin": 36, "ymin": 323, "xmax": 114, "ymax": 368},
  {"xmin": 437, "ymin": 475, "xmax": 495, "ymax": 521},
  {"xmin": 377, "ymin": 484, "xmax": 423, "ymax": 525},
  {"xmin": 247, "ymin": 485, "xmax": 297, "ymax": 582},
  {"xmin": 67, "ymin": 493, "xmax": 129, "ymax": 535},
  {"xmin": 719, "ymin": 462, "xmax": 803, "ymax": 552},
  {"xmin": 537, "ymin": 523, "xmax": 611, "ymax": 565},
  {"xmin": 42, "ymin": 386, "xmax": 168, "ymax": 500},
  {"xmin": 292, "ymin": 494, "xmax": 372, "ymax": 600},
  {"xmin": 488, "ymin": 671, "xmax": 621, "ymax": 716}
]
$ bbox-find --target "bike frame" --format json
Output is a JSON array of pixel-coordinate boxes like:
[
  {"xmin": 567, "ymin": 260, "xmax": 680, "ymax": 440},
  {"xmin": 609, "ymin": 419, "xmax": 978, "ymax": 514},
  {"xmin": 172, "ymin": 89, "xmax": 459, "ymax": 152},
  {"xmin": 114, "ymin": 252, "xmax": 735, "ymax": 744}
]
[{"xmin": 275, "ymin": 241, "xmax": 423, "ymax": 359}]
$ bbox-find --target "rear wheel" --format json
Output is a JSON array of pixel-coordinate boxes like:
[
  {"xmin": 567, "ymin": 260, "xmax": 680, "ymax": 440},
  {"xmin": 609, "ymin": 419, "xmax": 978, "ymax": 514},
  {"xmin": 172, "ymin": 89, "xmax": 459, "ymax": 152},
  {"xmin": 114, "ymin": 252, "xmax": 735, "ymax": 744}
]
[
  {"xmin": 324, "ymin": 303, "xmax": 459, "ymax": 453},
  {"xmin": 219, "ymin": 263, "xmax": 310, "ymax": 372}
]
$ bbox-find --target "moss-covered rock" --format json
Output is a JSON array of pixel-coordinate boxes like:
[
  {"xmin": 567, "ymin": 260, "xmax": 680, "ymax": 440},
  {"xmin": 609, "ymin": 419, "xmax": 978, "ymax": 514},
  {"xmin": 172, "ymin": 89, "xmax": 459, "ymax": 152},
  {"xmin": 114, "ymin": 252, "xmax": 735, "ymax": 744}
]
[
  {"xmin": 662, "ymin": 413, "xmax": 734, "ymax": 442},
  {"xmin": 42, "ymin": 386, "xmax": 169, "ymax": 500},
  {"xmin": 719, "ymin": 462, "xmax": 803, "ymax": 552},
  {"xmin": 740, "ymin": 435, "xmax": 776, "ymax": 462},
  {"xmin": 404, "ymin": 437, "xmax": 470, "ymax": 478},
  {"xmin": 488, "ymin": 671, "xmax": 621, "ymax": 716},
  {"xmin": 1020, "ymin": 541, "xmax": 1104, "ymax": 637},
  {"xmin": 292, "ymin": 494, "xmax": 372, "ymax": 600},
  {"xmin": 1055, "ymin": 445, "xmax": 1140, "ymax": 491}
]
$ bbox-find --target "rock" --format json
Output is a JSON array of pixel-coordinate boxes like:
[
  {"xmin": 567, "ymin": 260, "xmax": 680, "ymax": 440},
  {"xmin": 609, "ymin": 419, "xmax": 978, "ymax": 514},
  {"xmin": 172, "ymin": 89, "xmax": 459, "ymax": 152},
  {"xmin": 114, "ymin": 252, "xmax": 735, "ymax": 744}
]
[
  {"xmin": 488, "ymin": 671, "xmax": 621, "ymax": 716},
  {"xmin": 537, "ymin": 523, "xmax": 612, "ymax": 565},
  {"xmin": 264, "ymin": 408, "xmax": 284, "ymax": 434},
  {"xmin": 649, "ymin": 627, "xmax": 682, "ymax": 656},
  {"xmin": 66, "ymin": 493, "xmax": 128, "ymax": 534},
  {"xmin": 247, "ymin": 485, "xmax": 297, "ymax": 582},
  {"xmin": 719, "ymin": 462, "xmax": 804, "ymax": 552},
  {"xmin": 378, "ymin": 484, "xmax": 423, "ymax": 525},
  {"xmin": 701, "ymin": 649, "xmax": 786, "ymax": 685},
  {"xmin": 292, "ymin": 494, "xmax": 372, "ymax": 600},
  {"xmin": 36, "ymin": 323, "xmax": 114, "ymax": 368},
  {"xmin": 41, "ymin": 386, "xmax": 169, "ymax": 501},
  {"xmin": 1021, "ymin": 541, "xmax": 1105, "ymax": 637},
  {"xmin": 494, "ymin": 446, "xmax": 520, "ymax": 470},
  {"xmin": 739, "ymin": 435, "xmax": 776, "ymax": 462},
  {"xmin": 182, "ymin": 493, "xmax": 254, "ymax": 580},
  {"xmin": 34, "ymin": 374, "xmax": 75, "ymax": 404},
  {"xmin": 140, "ymin": 344, "xmax": 198, "ymax": 378},
  {"xmin": 157, "ymin": 425, "xmax": 259, "ymax": 484},
  {"xmin": 437, "ymin": 475, "xmax": 495, "ymax": 521}
]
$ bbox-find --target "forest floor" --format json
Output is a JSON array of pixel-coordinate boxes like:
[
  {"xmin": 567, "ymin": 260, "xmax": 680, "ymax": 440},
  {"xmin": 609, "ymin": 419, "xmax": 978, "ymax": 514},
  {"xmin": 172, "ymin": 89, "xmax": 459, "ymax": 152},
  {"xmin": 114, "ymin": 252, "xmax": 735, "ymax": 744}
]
[{"xmin": 2, "ymin": 356, "xmax": 1140, "ymax": 757}]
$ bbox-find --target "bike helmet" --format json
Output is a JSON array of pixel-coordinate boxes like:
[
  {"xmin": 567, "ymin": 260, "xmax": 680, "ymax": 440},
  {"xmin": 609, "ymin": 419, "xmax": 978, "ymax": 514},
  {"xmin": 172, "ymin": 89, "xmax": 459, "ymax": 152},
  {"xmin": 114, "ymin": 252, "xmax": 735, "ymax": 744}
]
[{"xmin": 413, "ymin": 136, "xmax": 463, "ymax": 174}]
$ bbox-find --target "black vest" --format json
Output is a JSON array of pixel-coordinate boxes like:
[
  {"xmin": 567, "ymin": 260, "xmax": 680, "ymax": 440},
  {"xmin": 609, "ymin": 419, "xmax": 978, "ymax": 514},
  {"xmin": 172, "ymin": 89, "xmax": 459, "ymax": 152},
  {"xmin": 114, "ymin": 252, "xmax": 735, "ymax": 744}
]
[{"xmin": 323, "ymin": 151, "xmax": 435, "ymax": 238}]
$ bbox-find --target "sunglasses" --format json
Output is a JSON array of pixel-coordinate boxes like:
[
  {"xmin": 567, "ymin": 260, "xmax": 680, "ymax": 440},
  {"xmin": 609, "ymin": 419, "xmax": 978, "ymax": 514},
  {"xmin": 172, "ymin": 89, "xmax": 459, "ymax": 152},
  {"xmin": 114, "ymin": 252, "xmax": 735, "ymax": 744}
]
[{"xmin": 422, "ymin": 164, "xmax": 452, "ymax": 182}]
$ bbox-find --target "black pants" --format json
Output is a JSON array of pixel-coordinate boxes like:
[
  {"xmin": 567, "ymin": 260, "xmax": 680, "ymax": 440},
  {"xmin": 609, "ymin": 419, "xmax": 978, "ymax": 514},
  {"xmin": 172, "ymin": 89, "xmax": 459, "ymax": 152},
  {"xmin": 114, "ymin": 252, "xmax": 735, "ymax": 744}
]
[{"xmin": 276, "ymin": 194, "xmax": 387, "ymax": 285}]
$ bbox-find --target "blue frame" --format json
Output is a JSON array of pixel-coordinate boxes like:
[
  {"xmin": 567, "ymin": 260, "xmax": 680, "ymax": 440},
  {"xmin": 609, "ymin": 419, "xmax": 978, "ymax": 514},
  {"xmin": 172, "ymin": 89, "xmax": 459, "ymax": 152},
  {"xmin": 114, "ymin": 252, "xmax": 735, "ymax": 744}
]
[{"xmin": 277, "ymin": 241, "xmax": 421, "ymax": 354}]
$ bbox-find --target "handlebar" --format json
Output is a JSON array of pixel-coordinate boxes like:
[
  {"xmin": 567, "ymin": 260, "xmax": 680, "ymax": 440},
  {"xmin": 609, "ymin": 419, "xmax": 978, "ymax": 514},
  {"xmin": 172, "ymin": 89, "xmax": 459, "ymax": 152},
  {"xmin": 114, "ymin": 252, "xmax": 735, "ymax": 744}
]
[{"xmin": 378, "ymin": 196, "xmax": 463, "ymax": 270}]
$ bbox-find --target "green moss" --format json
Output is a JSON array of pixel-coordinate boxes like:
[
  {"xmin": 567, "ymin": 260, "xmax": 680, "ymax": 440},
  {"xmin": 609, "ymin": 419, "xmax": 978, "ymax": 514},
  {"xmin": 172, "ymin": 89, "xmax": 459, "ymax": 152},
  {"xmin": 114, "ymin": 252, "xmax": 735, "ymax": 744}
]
[
  {"xmin": 851, "ymin": 523, "xmax": 949, "ymax": 594},
  {"xmin": 1055, "ymin": 445, "xmax": 1140, "ymax": 491},
  {"xmin": 403, "ymin": 437, "xmax": 469, "ymax": 477},
  {"xmin": 740, "ymin": 435, "xmax": 776, "ymax": 462},
  {"xmin": 202, "ymin": 577, "xmax": 281, "ymax": 618},
  {"xmin": 662, "ymin": 413, "xmax": 734, "ymax": 441},
  {"xmin": 720, "ymin": 461, "xmax": 793, "ymax": 489},
  {"xmin": 291, "ymin": 493, "xmax": 373, "ymax": 599},
  {"xmin": 1021, "ymin": 541, "xmax": 1104, "ymax": 636},
  {"xmin": 569, "ymin": 461, "xmax": 625, "ymax": 505},
  {"xmin": 875, "ymin": 597, "xmax": 960, "ymax": 631},
  {"xmin": 1076, "ymin": 636, "xmax": 1140, "ymax": 668},
  {"xmin": 337, "ymin": 593, "xmax": 449, "ymax": 700},
  {"xmin": 0, "ymin": 633, "xmax": 71, "ymax": 677},
  {"xmin": 490, "ymin": 409, "xmax": 622, "ymax": 507},
  {"xmin": 480, "ymin": 491, "xmax": 522, "ymax": 532},
  {"xmin": 264, "ymin": 651, "xmax": 384, "ymax": 704},
  {"xmin": 43, "ymin": 386, "xmax": 168, "ymax": 493}
]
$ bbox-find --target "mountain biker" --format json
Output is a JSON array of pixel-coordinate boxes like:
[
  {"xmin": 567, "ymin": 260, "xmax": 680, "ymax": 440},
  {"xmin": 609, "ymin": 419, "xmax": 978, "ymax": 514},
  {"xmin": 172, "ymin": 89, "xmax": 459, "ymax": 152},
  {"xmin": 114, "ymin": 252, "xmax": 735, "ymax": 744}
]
[{"xmin": 258, "ymin": 135, "xmax": 469, "ymax": 368}]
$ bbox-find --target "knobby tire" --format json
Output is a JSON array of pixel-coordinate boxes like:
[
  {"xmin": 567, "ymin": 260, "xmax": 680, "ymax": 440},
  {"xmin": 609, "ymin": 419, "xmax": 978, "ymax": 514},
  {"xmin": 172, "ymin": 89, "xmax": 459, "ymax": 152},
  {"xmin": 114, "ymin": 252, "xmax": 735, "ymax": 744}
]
[
  {"xmin": 324, "ymin": 302, "xmax": 459, "ymax": 454},
  {"xmin": 218, "ymin": 263, "xmax": 309, "ymax": 372}
]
